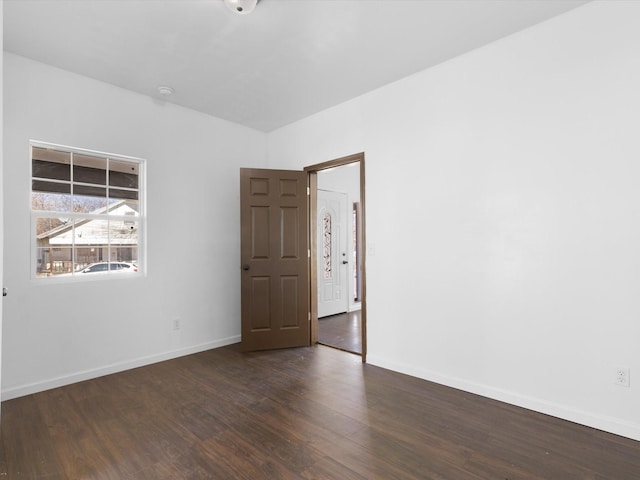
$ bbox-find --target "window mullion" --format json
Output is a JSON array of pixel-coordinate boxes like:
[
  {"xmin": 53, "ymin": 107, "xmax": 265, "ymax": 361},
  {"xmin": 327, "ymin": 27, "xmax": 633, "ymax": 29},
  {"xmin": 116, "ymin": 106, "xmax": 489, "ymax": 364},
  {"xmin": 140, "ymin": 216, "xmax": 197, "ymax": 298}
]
[
  {"xmin": 32, "ymin": 141, "xmax": 143, "ymax": 279},
  {"xmin": 70, "ymin": 151, "xmax": 75, "ymax": 272}
]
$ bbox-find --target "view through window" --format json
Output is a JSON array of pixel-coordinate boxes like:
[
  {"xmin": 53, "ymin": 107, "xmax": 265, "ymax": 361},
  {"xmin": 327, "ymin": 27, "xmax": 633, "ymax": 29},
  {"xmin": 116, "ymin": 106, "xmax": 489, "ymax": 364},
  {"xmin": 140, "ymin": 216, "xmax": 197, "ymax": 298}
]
[{"xmin": 31, "ymin": 142, "xmax": 145, "ymax": 278}]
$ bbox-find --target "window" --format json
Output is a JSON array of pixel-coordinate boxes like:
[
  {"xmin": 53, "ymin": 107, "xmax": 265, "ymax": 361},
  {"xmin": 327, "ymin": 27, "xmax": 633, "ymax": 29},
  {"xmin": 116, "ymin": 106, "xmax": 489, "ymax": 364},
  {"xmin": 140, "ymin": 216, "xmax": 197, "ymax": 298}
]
[
  {"xmin": 323, "ymin": 211, "xmax": 332, "ymax": 279},
  {"xmin": 31, "ymin": 142, "xmax": 145, "ymax": 278}
]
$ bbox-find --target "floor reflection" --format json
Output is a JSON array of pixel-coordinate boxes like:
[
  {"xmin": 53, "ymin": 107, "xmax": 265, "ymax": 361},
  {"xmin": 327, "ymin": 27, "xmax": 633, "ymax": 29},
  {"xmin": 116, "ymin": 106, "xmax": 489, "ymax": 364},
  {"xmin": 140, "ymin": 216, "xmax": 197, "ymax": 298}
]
[{"xmin": 318, "ymin": 310, "xmax": 361, "ymax": 354}]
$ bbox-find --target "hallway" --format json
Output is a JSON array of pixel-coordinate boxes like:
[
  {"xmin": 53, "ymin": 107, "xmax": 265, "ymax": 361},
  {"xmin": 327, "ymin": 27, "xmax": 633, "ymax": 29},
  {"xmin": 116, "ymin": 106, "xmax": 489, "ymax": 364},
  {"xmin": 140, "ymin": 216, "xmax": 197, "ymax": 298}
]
[{"xmin": 318, "ymin": 310, "xmax": 362, "ymax": 355}]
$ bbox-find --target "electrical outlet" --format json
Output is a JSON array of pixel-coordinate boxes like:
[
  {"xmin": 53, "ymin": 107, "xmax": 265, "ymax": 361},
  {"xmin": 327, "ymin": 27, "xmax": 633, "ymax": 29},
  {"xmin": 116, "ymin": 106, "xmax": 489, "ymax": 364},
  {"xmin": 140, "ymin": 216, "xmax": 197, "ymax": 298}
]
[
  {"xmin": 615, "ymin": 367, "xmax": 630, "ymax": 387},
  {"xmin": 173, "ymin": 318, "xmax": 181, "ymax": 331}
]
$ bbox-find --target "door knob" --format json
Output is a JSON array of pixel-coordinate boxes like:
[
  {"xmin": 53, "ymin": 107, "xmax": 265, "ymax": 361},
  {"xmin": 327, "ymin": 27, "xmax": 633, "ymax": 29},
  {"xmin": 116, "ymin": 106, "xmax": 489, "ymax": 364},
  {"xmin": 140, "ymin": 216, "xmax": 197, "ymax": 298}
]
[
  {"xmin": 241, "ymin": 264, "xmax": 250, "ymax": 271},
  {"xmin": 342, "ymin": 261, "xmax": 348, "ymax": 265}
]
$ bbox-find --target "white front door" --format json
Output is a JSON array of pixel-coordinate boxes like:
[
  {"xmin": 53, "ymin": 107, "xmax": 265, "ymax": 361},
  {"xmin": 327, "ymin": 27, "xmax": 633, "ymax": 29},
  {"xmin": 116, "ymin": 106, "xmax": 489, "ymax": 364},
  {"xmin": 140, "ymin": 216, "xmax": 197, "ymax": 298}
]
[{"xmin": 317, "ymin": 189, "xmax": 349, "ymax": 318}]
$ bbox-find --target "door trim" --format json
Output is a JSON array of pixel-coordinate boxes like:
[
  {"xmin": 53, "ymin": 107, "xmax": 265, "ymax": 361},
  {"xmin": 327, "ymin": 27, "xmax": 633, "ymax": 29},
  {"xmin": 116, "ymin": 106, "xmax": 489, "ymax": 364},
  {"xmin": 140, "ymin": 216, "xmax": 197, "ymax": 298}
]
[{"xmin": 305, "ymin": 153, "xmax": 367, "ymax": 362}]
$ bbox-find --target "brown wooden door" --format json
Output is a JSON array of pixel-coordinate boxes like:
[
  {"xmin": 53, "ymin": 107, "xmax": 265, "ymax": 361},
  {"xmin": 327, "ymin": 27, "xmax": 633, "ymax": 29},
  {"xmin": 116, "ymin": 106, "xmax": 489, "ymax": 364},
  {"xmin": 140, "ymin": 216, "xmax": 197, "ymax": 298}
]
[{"xmin": 240, "ymin": 168, "xmax": 310, "ymax": 351}]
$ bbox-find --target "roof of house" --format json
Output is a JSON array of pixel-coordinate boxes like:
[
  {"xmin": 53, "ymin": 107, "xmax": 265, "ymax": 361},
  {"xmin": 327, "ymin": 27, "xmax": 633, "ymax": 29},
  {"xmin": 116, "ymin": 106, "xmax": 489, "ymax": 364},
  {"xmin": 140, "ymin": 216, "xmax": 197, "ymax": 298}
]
[{"xmin": 38, "ymin": 201, "xmax": 138, "ymax": 246}]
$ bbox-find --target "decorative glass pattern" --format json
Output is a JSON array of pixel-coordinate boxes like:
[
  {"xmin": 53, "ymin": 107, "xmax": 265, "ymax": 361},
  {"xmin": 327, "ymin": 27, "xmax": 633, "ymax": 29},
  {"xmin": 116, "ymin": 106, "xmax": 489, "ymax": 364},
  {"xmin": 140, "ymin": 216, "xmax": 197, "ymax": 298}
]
[{"xmin": 323, "ymin": 212, "xmax": 332, "ymax": 279}]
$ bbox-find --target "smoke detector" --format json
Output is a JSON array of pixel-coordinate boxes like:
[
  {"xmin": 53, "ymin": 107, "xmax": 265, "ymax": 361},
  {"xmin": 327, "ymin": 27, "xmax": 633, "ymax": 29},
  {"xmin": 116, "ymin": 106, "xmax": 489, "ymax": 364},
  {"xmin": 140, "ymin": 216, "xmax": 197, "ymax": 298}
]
[{"xmin": 224, "ymin": 0, "xmax": 258, "ymax": 15}]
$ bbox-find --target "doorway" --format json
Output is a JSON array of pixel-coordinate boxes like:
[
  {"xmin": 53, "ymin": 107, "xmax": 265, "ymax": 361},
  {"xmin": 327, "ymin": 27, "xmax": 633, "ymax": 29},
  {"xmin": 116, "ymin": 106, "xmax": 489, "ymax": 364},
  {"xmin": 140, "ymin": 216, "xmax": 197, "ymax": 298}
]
[
  {"xmin": 306, "ymin": 153, "xmax": 366, "ymax": 360},
  {"xmin": 239, "ymin": 154, "xmax": 366, "ymax": 360},
  {"xmin": 317, "ymin": 189, "xmax": 349, "ymax": 318}
]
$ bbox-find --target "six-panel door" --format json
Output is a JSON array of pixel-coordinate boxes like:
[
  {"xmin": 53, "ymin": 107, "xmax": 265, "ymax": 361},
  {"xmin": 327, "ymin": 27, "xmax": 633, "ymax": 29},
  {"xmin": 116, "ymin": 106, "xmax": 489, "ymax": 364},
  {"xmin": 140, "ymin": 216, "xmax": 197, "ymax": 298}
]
[{"xmin": 240, "ymin": 168, "xmax": 310, "ymax": 351}]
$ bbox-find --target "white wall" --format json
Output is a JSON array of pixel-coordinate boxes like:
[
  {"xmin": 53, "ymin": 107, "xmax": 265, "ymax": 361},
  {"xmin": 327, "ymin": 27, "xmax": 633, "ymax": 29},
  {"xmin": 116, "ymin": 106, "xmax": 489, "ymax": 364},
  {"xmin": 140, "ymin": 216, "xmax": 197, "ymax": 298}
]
[
  {"xmin": 2, "ymin": 53, "xmax": 267, "ymax": 399},
  {"xmin": 0, "ymin": 0, "xmax": 4, "ymax": 419},
  {"xmin": 268, "ymin": 1, "xmax": 640, "ymax": 441}
]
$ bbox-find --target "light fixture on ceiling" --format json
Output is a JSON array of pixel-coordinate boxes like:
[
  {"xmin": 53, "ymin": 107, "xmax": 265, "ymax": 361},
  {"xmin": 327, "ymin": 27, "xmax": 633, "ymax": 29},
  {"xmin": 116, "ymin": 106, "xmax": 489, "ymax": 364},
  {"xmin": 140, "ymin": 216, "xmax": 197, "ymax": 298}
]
[
  {"xmin": 157, "ymin": 85, "xmax": 175, "ymax": 96},
  {"xmin": 224, "ymin": 0, "xmax": 258, "ymax": 15}
]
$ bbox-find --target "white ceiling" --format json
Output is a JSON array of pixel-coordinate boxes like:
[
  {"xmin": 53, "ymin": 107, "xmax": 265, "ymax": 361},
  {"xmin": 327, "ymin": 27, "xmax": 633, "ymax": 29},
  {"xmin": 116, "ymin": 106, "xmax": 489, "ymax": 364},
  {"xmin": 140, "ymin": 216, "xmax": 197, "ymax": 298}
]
[{"xmin": 4, "ymin": 0, "xmax": 589, "ymax": 132}]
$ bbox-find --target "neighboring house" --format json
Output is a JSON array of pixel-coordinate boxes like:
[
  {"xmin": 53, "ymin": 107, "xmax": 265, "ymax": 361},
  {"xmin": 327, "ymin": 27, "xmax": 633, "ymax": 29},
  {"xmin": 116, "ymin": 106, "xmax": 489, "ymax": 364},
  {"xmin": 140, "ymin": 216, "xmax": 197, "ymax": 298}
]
[{"xmin": 35, "ymin": 201, "xmax": 138, "ymax": 275}]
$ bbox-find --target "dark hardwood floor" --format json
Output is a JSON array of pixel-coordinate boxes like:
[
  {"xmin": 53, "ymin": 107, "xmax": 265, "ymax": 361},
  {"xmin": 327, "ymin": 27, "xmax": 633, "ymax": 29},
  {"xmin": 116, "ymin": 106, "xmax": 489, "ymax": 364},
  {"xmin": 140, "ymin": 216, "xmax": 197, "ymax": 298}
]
[
  {"xmin": 1, "ymin": 344, "xmax": 639, "ymax": 479},
  {"xmin": 318, "ymin": 310, "xmax": 361, "ymax": 354}
]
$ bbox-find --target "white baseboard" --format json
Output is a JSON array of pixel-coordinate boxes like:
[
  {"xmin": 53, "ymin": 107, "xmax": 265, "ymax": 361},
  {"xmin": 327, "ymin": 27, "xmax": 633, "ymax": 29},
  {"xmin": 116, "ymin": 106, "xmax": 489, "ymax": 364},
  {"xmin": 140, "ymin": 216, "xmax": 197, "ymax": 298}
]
[
  {"xmin": 1, "ymin": 335, "xmax": 241, "ymax": 401},
  {"xmin": 367, "ymin": 354, "xmax": 640, "ymax": 443},
  {"xmin": 348, "ymin": 303, "xmax": 362, "ymax": 312}
]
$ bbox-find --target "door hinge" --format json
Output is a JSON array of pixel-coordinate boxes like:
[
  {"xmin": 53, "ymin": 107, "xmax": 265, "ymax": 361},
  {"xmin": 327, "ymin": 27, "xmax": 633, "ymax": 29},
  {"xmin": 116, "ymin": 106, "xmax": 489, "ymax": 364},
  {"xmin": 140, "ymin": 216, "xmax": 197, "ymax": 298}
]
[
  {"xmin": 307, "ymin": 186, "xmax": 310, "ymax": 195},
  {"xmin": 308, "ymin": 249, "xmax": 311, "ymax": 258},
  {"xmin": 308, "ymin": 312, "xmax": 311, "ymax": 322}
]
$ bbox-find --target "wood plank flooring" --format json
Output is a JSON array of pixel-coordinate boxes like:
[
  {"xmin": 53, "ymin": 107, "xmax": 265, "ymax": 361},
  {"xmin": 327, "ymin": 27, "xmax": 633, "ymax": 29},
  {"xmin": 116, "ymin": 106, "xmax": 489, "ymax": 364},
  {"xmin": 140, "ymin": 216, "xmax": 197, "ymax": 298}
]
[
  {"xmin": 1, "ymin": 344, "xmax": 639, "ymax": 479},
  {"xmin": 318, "ymin": 311, "xmax": 362, "ymax": 354}
]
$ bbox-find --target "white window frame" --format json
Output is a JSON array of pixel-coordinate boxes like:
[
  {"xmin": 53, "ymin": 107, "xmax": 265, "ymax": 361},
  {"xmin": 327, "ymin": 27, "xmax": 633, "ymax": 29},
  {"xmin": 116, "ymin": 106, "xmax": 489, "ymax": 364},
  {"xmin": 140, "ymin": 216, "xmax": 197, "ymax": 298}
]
[{"xmin": 30, "ymin": 140, "xmax": 146, "ymax": 281}]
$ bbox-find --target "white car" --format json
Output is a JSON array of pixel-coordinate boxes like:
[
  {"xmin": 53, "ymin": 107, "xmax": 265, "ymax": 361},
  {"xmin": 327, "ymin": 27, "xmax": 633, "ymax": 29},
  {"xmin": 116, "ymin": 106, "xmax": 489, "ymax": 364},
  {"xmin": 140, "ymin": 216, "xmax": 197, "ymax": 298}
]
[{"xmin": 79, "ymin": 262, "xmax": 138, "ymax": 273}]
